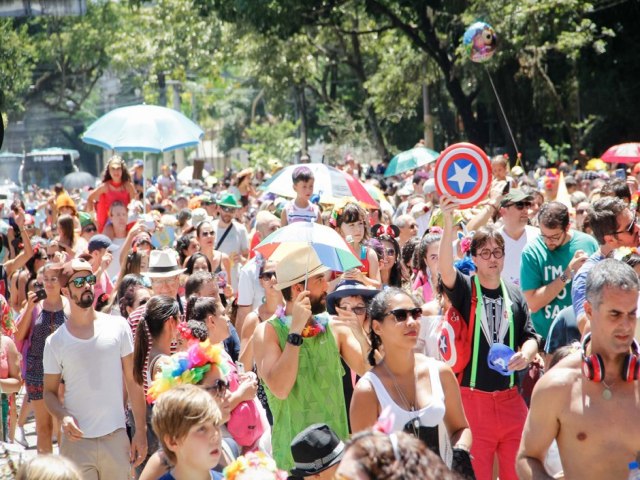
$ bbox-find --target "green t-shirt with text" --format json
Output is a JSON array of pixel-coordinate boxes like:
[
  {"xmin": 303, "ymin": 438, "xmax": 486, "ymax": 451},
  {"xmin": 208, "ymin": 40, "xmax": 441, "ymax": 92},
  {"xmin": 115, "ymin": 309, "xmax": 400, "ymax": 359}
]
[{"xmin": 520, "ymin": 230, "xmax": 598, "ymax": 339}]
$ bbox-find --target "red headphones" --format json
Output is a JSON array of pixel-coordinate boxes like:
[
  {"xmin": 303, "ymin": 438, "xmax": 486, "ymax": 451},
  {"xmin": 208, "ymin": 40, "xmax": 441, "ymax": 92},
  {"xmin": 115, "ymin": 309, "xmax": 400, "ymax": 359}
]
[{"xmin": 581, "ymin": 332, "xmax": 640, "ymax": 383}]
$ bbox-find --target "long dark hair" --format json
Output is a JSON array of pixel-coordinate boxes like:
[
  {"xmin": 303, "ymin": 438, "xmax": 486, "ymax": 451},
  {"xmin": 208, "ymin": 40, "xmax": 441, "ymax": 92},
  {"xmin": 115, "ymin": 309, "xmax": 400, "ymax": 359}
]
[
  {"xmin": 367, "ymin": 288, "xmax": 420, "ymax": 366},
  {"xmin": 185, "ymin": 252, "xmax": 212, "ymax": 275},
  {"xmin": 102, "ymin": 155, "xmax": 132, "ymax": 183},
  {"xmin": 133, "ymin": 295, "xmax": 180, "ymax": 385},
  {"xmin": 378, "ymin": 235, "xmax": 402, "ymax": 288},
  {"xmin": 176, "ymin": 234, "xmax": 196, "ymax": 266}
]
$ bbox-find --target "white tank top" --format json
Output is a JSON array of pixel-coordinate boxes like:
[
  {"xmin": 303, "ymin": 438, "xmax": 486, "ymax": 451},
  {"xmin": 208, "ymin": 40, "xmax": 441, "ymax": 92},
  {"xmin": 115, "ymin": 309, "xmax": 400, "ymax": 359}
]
[
  {"xmin": 362, "ymin": 357, "xmax": 446, "ymax": 430},
  {"xmin": 285, "ymin": 200, "xmax": 319, "ymax": 224}
]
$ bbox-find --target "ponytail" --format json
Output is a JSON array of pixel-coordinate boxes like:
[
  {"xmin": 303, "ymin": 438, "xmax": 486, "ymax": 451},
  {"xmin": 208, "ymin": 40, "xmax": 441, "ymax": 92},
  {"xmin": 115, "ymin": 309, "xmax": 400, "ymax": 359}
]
[{"xmin": 133, "ymin": 319, "xmax": 151, "ymax": 385}]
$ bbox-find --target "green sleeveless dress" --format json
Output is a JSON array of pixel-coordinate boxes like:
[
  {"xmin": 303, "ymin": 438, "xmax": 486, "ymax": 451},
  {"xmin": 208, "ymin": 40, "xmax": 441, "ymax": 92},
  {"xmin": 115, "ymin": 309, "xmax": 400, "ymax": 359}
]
[{"xmin": 264, "ymin": 314, "xmax": 349, "ymax": 472}]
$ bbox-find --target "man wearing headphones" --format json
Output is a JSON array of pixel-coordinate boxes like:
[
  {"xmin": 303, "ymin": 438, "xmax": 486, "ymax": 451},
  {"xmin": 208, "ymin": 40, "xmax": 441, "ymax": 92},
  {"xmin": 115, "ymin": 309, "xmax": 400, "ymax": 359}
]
[{"xmin": 517, "ymin": 259, "xmax": 640, "ymax": 480}]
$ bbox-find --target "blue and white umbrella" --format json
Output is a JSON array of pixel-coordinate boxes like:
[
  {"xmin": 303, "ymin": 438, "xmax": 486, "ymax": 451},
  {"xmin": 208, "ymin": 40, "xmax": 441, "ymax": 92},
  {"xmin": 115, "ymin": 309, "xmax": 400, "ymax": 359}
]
[{"xmin": 82, "ymin": 104, "xmax": 203, "ymax": 153}]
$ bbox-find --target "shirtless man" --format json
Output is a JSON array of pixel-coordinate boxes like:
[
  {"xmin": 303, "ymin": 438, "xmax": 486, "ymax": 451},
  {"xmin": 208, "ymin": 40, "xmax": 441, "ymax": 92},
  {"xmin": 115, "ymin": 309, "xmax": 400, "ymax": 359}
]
[{"xmin": 517, "ymin": 259, "xmax": 640, "ymax": 480}]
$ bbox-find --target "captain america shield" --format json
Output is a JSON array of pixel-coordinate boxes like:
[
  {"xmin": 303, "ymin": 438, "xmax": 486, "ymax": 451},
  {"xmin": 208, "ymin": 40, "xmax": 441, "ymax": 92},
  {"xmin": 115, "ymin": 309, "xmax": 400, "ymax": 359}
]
[{"xmin": 435, "ymin": 142, "xmax": 492, "ymax": 209}]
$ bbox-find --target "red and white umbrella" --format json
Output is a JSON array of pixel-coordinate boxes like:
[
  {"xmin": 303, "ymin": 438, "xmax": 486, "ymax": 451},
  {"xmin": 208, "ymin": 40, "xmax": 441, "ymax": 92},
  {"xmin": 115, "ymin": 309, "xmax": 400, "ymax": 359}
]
[
  {"xmin": 260, "ymin": 163, "xmax": 378, "ymax": 208},
  {"xmin": 601, "ymin": 142, "xmax": 640, "ymax": 164}
]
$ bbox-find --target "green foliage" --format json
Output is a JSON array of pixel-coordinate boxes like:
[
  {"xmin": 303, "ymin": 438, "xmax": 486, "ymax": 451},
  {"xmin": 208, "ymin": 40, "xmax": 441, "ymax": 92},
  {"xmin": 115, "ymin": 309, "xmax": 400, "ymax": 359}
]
[
  {"xmin": 0, "ymin": 20, "xmax": 36, "ymax": 115},
  {"xmin": 241, "ymin": 118, "xmax": 301, "ymax": 169}
]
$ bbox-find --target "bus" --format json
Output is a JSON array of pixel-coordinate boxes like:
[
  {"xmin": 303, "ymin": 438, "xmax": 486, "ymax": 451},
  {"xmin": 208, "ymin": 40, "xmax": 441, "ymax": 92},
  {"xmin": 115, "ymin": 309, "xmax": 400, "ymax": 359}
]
[
  {"xmin": 21, "ymin": 148, "xmax": 79, "ymax": 190},
  {"xmin": 0, "ymin": 152, "xmax": 23, "ymax": 186}
]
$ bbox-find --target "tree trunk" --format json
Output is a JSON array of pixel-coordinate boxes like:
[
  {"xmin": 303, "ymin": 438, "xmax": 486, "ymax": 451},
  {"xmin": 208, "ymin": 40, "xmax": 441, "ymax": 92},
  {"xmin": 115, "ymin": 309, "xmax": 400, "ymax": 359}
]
[{"xmin": 297, "ymin": 84, "xmax": 308, "ymax": 153}]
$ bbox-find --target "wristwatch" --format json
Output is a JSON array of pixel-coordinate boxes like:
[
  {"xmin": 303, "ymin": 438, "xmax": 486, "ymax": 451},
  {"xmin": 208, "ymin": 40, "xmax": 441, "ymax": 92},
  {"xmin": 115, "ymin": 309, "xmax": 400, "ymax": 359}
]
[
  {"xmin": 287, "ymin": 333, "xmax": 303, "ymax": 347},
  {"xmin": 559, "ymin": 269, "xmax": 573, "ymax": 284}
]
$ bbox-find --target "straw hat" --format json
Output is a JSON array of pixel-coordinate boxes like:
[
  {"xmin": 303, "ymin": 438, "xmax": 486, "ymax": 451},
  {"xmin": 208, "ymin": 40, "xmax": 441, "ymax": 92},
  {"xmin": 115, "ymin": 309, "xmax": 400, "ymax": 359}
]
[{"xmin": 274, "ymin": 246, "xmax": 331, "ymax": 290}]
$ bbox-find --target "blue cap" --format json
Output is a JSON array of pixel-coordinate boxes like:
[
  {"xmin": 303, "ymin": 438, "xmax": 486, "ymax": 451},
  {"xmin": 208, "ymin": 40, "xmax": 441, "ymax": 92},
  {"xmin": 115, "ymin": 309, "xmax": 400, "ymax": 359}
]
[
  {"xmin": 88, "ymin": 234, "xmax": 118, "ymax": 253},
  {"xmin": 487, "ymin": 343, "xmax": 517, "ymax": 376}
]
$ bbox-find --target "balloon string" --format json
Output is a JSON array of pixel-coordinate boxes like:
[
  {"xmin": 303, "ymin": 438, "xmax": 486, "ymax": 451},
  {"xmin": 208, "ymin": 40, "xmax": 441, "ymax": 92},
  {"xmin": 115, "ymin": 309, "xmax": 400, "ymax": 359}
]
[{"xmin": 484, "ymin": 65, "xmax": 519, "ymax": 158}]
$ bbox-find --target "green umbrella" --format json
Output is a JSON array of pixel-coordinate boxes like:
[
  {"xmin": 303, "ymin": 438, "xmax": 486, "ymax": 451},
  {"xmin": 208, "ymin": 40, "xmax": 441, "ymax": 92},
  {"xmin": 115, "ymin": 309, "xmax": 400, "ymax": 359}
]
[{"xmin": 384, "ymin": 147, "xmax": 439, "ymax": 177}]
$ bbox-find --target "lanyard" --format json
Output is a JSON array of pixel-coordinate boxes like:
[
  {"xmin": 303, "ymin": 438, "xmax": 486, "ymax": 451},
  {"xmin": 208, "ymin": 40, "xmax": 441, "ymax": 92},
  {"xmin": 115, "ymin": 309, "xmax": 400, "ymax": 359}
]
[{"xmin": 470, "ymin": 275, "xmax": 515, "ymax": 389}]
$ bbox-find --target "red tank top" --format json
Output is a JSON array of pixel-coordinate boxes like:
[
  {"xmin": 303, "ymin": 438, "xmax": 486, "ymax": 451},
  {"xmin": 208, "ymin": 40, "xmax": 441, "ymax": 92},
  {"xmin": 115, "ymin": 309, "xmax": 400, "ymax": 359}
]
[{"xmin": 96, "ymin": 182, "xmax": 131, "ymax": 233}]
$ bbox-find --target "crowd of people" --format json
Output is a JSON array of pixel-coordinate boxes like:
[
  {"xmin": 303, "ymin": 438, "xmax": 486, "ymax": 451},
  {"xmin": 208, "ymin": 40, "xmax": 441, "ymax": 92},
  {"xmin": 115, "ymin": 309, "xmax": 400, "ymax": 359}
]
[{"xmin": 1, "ymin": 151, "xmax": 640, "ymax": 479}]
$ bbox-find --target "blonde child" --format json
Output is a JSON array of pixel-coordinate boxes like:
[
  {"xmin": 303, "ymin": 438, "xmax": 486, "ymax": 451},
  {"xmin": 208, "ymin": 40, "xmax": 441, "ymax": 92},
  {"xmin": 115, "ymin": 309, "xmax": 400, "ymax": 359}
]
[{"xmin": 152, "ymin": 384, "xmax": 224, "ymax": 480}]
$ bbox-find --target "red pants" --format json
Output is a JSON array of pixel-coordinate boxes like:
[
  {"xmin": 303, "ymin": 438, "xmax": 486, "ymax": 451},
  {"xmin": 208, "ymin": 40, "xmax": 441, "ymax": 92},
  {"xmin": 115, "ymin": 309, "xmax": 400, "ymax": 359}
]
[{"xmin": 460, "ymin": 387, "xmax": 528, "ymax": 480}]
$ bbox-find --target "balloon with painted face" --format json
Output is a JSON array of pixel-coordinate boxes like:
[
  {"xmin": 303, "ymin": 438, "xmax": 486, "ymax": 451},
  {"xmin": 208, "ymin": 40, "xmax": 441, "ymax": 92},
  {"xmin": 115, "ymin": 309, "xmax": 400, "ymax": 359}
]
[{"xmin": 463, "ymin": 22, "xmax": 498, "ymax": 63}]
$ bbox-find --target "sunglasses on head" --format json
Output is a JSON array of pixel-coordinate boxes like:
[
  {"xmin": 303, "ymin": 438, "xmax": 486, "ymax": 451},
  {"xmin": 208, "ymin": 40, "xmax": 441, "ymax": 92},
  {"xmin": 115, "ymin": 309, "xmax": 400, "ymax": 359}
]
[
  {"xmin": 386, "ymin": 307, "xmax": 422, "ymax": 322},
  {"xmin": 202, "ymin": 379, "xmax": 229, "ymax": 398},
  {"xmin": 68, "ymin": 274, "xmax": 97, "ymax": 288},
  {"xmin": 259, "ymin": 271, "xmax": 277, "ymax": 280}
]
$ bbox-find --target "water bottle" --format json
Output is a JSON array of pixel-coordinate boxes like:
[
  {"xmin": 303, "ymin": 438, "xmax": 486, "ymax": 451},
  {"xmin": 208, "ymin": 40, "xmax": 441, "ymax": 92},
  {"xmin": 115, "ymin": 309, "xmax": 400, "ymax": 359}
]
[{"xmin": 628, "ymin": 461, "xmax": 640, "ymax": 480}]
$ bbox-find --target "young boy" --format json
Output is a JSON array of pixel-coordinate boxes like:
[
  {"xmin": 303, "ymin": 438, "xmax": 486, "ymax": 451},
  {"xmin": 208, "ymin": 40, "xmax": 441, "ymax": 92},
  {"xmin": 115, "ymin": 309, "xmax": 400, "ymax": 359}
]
[
  {"xmin": 281, "ymin": 166, "xmax": 321, "ymax": 226},
  {"xmin": 152, "ymin": 384, "xmax": 224, "ymax": 480}
]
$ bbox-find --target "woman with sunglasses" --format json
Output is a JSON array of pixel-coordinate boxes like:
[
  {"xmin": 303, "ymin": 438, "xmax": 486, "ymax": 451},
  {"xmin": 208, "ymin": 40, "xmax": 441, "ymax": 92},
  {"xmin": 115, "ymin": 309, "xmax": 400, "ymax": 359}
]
[
  {"xmin": 139, "ymin": 339, "xmax": 236, "ymax": 480},
  {"xmin": 196, "ymin": 222, "xmax": 232, "ymax": 286},
  {"xmin": 15, "ymin": 262, "xmax": 69, "ymax": 454},
  {"xmin": 371, "ymin": 225, "xmax": 403, "ymax": 289},
  {"xmin": 350, "ymin": 288, "xmax": 474, "ymax": 478},
  {"xmin": 86, "ymin": 155, "xmax": 136, "ymax": 233}
]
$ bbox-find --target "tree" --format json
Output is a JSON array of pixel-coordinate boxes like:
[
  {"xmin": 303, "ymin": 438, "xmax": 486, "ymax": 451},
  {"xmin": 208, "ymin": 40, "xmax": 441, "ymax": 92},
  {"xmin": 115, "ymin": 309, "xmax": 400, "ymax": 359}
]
[{"xmin": 0, "ymin": 20, "xmax": 36, "ymax": 116}]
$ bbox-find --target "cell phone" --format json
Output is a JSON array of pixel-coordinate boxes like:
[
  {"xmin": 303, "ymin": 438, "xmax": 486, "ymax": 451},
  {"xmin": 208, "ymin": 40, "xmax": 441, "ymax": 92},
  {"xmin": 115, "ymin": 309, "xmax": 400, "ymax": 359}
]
[
  {"xmin": 217, "ymin": 271, "xmax": 227, "ymax": 289},
  {"xmin": 236, "ymin": 362, "xmax": 245, "ymax": 374},
  {"xmin": 615, "ymin": 168, "xmax": 627, "ymax": 180},
  {"xmin": 35, "ymin": 288, "xmax": 47, "ymax": 301}
]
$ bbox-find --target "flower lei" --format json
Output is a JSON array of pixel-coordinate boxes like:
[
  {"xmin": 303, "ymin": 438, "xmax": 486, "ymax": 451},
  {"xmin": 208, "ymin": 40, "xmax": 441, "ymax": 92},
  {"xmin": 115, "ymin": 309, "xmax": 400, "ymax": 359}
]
[
  {"xmin": 614, "ymin": 246, "xmax": 640, "ymax": 261},
  {"xmin": 223, "ymin": 452, "xmax": 287, "ymax": 480},
  {"xmin": 275, "ymin": 305, "xmax": 328, "ymax": 338},
  {"xmin": 146, "ymin": 339, "xmax": 229, "ymax": 404},
  {"xmin": 176, "ymin": 322, "xmax": 196, "ymax": 342}
]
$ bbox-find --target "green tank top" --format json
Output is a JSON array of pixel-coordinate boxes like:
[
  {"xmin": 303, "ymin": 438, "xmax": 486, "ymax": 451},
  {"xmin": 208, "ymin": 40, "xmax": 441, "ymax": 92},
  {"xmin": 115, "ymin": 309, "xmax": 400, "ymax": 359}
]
[{"xmin": 264, "ymin": 313, "xmax": 349, "ymax": 472}]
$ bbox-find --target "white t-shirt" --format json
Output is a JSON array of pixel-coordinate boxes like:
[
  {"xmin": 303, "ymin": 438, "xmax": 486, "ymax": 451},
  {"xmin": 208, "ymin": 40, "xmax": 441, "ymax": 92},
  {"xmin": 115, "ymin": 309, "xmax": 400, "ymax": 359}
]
[
  {"xmin": 237, "ymin": 258, "xmax": 265, "ymax": 310},
  {"xmin": 43, "ymin": 313, "xmax": 133, "ymax": 438},
  {"xmin": 212, "ymin": 220, "xmax": 249, "ymax": 291},
  {"xmin": 498, "ymin": 225, "xmax": 540, "ymax": 287}
]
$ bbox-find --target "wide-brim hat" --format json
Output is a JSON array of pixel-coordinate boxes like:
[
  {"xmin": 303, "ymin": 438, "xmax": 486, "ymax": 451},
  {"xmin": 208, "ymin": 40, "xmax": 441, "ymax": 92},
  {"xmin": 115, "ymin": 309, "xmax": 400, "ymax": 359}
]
[
  {"xmin": 289, "ymin": 423, "xmax": 345, "ymax": 477},
  {"xmin": 275, "ymin": 246, "xmax": 331, "ymax": 290},
  {"xmin": 218, "ymin": 193, "xmax": 240, "ymax": 209},
  {"xmin": 326, "ymin": 280, "xmax": 380, "ymax": 315},
  {"xmin": 146, "ymin": 249, "xmax": 186, "ymax": 278}
]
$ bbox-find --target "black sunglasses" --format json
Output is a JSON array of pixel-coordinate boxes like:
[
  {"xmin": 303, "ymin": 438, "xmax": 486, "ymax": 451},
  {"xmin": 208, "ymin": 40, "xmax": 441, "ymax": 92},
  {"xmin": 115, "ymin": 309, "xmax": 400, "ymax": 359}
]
[
  {"xmin": 386, "ymin": 307, "xmax": 422, "ymax": 322},
  {"xmin": 202, "ymin": 379, "xmax": 229, "ymax": 398},
  {"xmin": 220, "ymin": 206, "xmax": 235, "ymax": 213},
  {"xmin": 507, "ymin": 201, "xmax": 532, "ymax": 210},
  {"xmin": 200, "ymin": 231, "xmax": 215, "ymax": 238},
  {"xmin": 83, "ymin": 226, "xmax": 97, "ymax": 233},
  {"xmin": 259, "ymin": 271, "xmax": 277, "ymax": 281}
]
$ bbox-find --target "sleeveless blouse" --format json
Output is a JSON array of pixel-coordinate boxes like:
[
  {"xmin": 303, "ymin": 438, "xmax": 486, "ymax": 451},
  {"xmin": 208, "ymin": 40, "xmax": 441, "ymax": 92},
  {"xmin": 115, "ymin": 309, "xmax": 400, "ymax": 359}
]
[
  {"xmin": 362, "ymin": 358, "xmax": 446, "ymax": 431},
  {"xmin": 96, "ymin": 181, "xmax": 131, "ymax": 233}
]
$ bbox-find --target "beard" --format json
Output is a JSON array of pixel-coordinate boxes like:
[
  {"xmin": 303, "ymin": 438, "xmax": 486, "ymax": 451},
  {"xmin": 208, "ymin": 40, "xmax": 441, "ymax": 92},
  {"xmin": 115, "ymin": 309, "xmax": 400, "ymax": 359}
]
[
  {"xmin": 74, "ymin": 290, "xmax": 95, "ymax": 309},
  {"xmin": 310, "ymin": 292, "xmax": 327, "ymax": 315}
]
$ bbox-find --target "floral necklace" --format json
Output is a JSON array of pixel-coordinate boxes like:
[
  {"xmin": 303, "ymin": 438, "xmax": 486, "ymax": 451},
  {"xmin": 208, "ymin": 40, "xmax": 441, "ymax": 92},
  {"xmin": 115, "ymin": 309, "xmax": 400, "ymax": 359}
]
[{"xmin": 275, "ymin": 305, "xmax": 328, "ymax": 338}]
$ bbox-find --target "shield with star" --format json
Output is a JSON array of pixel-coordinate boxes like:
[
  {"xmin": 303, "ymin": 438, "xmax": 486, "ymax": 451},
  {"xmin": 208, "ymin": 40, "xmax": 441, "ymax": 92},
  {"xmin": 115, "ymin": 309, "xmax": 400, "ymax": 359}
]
[{"xmin": 435, "ymin": 142, "xmax": 492, "ymax": 209}]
